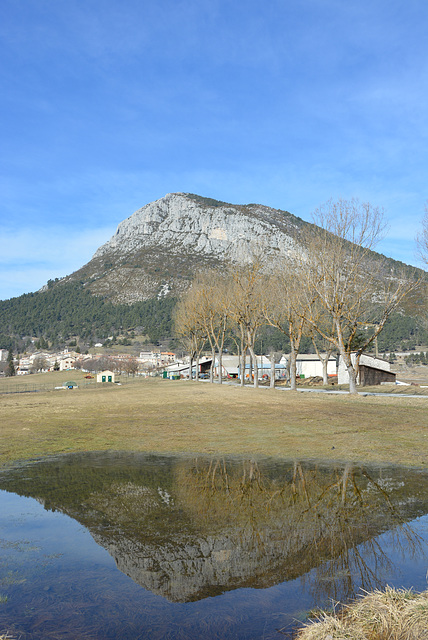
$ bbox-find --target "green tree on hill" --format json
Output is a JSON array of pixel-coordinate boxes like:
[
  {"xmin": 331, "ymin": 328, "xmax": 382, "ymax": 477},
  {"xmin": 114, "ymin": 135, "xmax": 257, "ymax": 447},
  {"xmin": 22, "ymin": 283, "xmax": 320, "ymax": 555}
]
[{"xmin": 5, "ymin": 350, "xmax": 15, "ymax": 376}]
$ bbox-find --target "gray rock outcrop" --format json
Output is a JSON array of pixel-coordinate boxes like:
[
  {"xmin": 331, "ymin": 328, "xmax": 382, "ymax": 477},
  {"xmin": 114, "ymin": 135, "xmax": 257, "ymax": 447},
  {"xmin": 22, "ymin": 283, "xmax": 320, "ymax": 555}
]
[{"xmin": 67, "ymin": 193, "xmax": 306, "ymax": 303}]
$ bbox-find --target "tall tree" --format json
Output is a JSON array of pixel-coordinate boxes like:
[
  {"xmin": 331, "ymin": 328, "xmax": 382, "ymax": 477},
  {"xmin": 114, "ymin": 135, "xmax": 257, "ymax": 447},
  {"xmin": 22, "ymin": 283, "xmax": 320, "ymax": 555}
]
[
  {"xmin": 226, "ymin": 258, "xmax": 267, "ymax": 388},
  {"xmin": 190, "ymin": 271, "xmax": 229, "ymax": 384},
  {"xmin": 263, "ymin": 261, "xmax": 312, "ymax": 391},
  {"xmin": 302, "ymin": 198, "xmax": 417, "ymax": 394},
  {"xmin": 5, "ymin": 350, "xmax": 15, "ymax": 376},
  {"xmin": 32, "ymin": 355, "xmax": 49, "ymax": 372},
  {"xmin": 174, "ymin": 286, "xmax": 207, "ymax": 381}
]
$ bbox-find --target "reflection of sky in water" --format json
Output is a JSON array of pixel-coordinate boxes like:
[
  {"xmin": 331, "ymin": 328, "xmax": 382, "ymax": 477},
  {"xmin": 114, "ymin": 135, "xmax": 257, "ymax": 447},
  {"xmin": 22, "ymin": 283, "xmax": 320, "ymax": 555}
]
[
  {"xmin": 0, "ymin": 492, "xmax": 309, "ymax": 640},
  {"xmin": 0, "ymin": 456, "xmax": 427, "ymax": 640}
]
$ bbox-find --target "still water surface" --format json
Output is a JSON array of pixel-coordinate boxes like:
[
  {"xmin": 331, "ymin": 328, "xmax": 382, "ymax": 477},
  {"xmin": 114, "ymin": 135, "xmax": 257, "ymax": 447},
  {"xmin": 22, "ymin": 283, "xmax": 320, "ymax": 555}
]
[{"xmin": 0, "ymin": 452, "xmax": 427, "ymax": 639}]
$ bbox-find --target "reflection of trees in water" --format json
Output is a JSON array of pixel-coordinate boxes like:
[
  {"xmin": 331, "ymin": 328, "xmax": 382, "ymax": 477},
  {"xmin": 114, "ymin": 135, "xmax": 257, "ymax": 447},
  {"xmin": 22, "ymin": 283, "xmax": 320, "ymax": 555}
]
[
  {"xmin": 174, "ymin": 459, "xmax": 424, "ymax": 603},
  {"xmin": 299, "ymin": 464, "xmax": 422, "ymax": 603},
  {"xmin": 1, "ymin": 453, "xmax": 425, "ymax": 605}
]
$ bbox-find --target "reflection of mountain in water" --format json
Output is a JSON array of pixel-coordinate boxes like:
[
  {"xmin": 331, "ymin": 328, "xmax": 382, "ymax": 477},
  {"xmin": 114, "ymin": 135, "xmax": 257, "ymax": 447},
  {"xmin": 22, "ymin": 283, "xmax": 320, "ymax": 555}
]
[{"xmin": 0, "ymin": 453, "xmax": 427, "ymax": 603}]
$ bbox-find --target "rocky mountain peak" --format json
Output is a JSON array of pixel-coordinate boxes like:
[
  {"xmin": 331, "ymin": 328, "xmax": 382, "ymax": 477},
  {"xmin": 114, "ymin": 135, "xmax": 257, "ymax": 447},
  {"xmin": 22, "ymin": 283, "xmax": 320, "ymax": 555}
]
[
  {"xmin": 93, "ymin": 192, "xmax": 301, "ymax": 262},
  {"xmin": 67, "ymin": 193, "xmax": 305, "ymax": 304}
]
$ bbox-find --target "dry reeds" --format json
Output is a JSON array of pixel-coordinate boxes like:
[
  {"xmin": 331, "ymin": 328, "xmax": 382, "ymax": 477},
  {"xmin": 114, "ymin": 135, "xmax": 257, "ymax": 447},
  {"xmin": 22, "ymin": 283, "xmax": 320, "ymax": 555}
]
[{"xmin": 297, "ymin": 587, "xmax": 428, "ymax": 640}]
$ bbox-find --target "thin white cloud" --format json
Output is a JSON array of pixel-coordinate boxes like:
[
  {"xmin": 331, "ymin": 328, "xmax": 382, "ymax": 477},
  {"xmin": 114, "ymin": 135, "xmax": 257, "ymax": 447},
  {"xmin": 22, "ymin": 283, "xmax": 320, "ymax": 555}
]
[{"xmin": 0, "ymin": 225, "xmax": 116, "ymax": 299}]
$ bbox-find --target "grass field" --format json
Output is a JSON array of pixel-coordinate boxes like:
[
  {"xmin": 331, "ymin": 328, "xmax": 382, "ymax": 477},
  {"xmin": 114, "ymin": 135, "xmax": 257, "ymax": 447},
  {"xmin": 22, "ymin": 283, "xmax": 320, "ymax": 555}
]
[{"xmin": 0, "ymin": 372, "xmax": 427, "ymax": 466}]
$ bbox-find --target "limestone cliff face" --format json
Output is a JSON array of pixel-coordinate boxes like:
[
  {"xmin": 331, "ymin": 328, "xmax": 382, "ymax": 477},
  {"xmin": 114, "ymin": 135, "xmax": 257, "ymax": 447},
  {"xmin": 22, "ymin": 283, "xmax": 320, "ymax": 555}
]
[
  {"xmin": 94, "ymin": 193, "xmax": 300, "ymax": 262},
  {"xmin": 68, "ymin": 193, "xmax": 305, "ymax": 303},
  {"xmin": 92, "ymin": 526, "xmax": 298, "ymax": 602}
]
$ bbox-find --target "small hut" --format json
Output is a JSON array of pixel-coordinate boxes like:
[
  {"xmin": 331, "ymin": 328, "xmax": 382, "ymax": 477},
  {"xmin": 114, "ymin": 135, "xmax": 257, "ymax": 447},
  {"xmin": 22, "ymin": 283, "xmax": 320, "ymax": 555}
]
[
  {"xmin": 338, "ymin": 354, "xmax": 396, "ymax": 386},
  {"xmin": 97, "ymin": 370, "xmax": 115, "ymax": 383},
  {"xmin": 63, "ymin": 380, "xmax": 78, "ymax": 389}
]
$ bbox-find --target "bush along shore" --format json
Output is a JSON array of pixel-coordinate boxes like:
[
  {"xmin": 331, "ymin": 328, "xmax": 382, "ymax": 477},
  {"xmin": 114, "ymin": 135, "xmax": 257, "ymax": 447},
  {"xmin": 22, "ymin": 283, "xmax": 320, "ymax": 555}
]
[{"xmin": 297, "ymin": 586, "xmax": 428, "ymax": 639}]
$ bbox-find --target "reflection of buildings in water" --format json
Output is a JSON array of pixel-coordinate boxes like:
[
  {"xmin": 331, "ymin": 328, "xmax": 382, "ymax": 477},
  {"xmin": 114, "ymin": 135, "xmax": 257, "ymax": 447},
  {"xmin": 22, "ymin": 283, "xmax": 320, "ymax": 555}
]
[{"xmin": 1, "ymin": 454, "xmax": 427, "ymax": 604}]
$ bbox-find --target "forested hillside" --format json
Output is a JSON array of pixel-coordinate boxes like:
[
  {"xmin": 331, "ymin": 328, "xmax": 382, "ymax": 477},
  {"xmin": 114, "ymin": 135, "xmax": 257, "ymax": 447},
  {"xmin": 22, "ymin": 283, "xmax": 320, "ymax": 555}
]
[
  {"xmin": 251, "ymin": 312, "xmax": 428, "ymax": 356},
  {"xmin": 0, "ymin": 281, "xmax": 175, "ymax": 350},
  {"xmin": 0, "ymin": 277, "xmax": 426, "ymax": 355}
]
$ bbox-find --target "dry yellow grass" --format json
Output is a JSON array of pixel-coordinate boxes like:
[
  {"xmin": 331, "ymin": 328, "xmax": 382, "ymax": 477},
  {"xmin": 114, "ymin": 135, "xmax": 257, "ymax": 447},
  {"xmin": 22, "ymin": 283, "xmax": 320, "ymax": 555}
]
[
  {"xmin": 0, "ymin": 374, "xmax": 427, "ymax": 466},
  {"xmin": 297, "ymin": 587, "xmax": 428, "ymax": 640}
]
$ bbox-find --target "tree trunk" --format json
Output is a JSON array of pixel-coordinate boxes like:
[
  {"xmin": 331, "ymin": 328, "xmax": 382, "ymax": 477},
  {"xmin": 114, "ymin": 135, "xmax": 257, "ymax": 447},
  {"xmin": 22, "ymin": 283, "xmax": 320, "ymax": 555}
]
[
  {"xmin": 336, "ymin": 321, "xmax": 359, "ymax": 395},
  {"xmin": 289, "ymin": 349, "xmax": 297, "ymax": 391},
  {"xmin": 341, "ymin": 351, "xmax": 358, "ymax": 394},
  {"xmin": 210, "ymin": 347, "xmax": 216, "ymax": 383},
  {"xmin": 189, "ymin": 355, "xmax": 193, "ymax": 381},
  {"xmin": 348, "ymin": 366, "xmax": 358, "ymax": 393},
  {"xmin": 240, "ymin": 350, "xmax": 245, "ymax": 387},
  {"xmin": 195, "ymin": 354, "xmax": 199, "ymax": 381},
  {"xmin": 322, "ymin": 358, "xmax": 328, "ymax": 386},
  {"xmin": 270, "ymin": 356, "xmax": 275, "ymax": 389},
  {"xmin": 216, "ymin": 317, "xmax": 227, "ymax": 385},
  {"xmin": 248, "ymin": 344, "xmax": 259, "ymax": 388},
  {"xmin": 217, "ymin": 351, "xmax": 223, "ymax": 384}
]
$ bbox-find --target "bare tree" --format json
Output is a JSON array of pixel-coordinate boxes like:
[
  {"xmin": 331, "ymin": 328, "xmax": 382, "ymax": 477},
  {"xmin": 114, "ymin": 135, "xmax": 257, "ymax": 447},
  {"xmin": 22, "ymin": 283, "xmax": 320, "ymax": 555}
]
[
  {"xmin": 310, "ymin": 330, "xmax": 335, "ymax": 386},
  {"xmin": 124, "ymin": 357, "xmax": 139, "ymax": 377},
  {"xmin": 32, "ymin": 355, "xmax": 49, "ymax": 372},
  {"xmin": 302, "ymin": 198, "xmax": 418, "ymax": 394},
  {"xmin": 226, "ymin": 258, "xmax": 267, "ymax": 388},
  {"xmin": 174, "ymin": 287, "xmax": 207, "ymax": 380},
  {"xmin": 263, "ymin": 260, "xmax": 313, "ymax": 391},
  {"xmin": 188, "ymin": 271, "xmax": 229, "ymax": 384},
  {"xmin": 110, "ymin": 358, "xmax": 123, "ymax": 374}
]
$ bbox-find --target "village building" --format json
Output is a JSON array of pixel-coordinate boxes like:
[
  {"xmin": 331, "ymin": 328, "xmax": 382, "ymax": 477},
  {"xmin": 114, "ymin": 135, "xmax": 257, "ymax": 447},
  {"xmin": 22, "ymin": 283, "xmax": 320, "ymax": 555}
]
[
  {"xmin": 165, "ymin": 355, "xmax": 288, "ymax": 381},
  {"xmin": 164, "ymin": 356, "xmax": 210, "ymax": 378},
  {"xmin": 97, "ymin": 370, "xmax": 115, "ymax": 383},
  {"xmin": 18, "ymin": 355, "xmax": 32, "ymax": 369},
  {"xmin": 282, "ymin": 354, "xmax": 337, "ymax": 379},
  {"xmin": 59, "ymin": 356, "xmax": 77, "ymax": 371},
  {"xmin": 338, "ymin": 353, "xmax": 396, "ymax": 386},
  {"xmin": 140, "ymin": 351, "xmax": 176, "ymax": 367},
  {"xmin": 214, "ymin": 355, "xmax": 240, "ymax": 379},
  {"xmin": 240, "ymin": 356, "xmax": 287, "ymax": 380}
]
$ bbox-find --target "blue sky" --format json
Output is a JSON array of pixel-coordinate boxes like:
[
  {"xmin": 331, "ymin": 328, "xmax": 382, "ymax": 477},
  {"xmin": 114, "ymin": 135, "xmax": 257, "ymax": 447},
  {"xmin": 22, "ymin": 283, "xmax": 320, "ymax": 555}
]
[{"xmin": 1, "ymin": 0, "xmax": 427, "ymax": 300}]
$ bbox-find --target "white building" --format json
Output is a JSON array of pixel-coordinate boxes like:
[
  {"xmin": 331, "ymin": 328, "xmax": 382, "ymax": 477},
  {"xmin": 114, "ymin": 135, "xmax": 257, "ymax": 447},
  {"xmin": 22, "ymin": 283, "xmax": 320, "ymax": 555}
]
[
  {"xmin": 290, "ymin": 354, "xmax": 337, "ymax": 379},
  {"xmin": 59, "ymin": 356, "xmax": 77, "ymax": 371},
  {"xmin": 214, "ymin": 355, "xmax": 240, "ymax": 378},
  {"xmin": 140, "ymin": 351, "xmax": 176, "ymax": 366},
  {"xmin": 279, "ymin": 354, "xmax": 337, "ymax": 379},
  {"xmin": 97, "ymin": 370, "xmax": 115, "ymax": 383}
]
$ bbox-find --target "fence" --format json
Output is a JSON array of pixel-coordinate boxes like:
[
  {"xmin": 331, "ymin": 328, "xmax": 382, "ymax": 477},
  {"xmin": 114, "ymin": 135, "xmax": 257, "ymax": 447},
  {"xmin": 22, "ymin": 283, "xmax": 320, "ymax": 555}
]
[{"xmin": 0, "ymin": 377, "xmax": 133, "ymax": 395}]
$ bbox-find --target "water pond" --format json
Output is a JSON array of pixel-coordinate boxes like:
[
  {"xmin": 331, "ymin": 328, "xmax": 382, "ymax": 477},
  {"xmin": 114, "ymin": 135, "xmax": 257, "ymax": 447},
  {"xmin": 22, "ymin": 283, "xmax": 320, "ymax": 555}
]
[{"xmin": 0, "ymin": 452, "xmax": 427, "ymax": 639}]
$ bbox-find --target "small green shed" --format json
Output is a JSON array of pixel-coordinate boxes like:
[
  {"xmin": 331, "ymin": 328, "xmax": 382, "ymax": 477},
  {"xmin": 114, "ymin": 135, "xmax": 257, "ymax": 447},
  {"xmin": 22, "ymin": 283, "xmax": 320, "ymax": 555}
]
[{"xmin": 64, "ymin": 380, "xmax": 78, "ymax": 389}]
